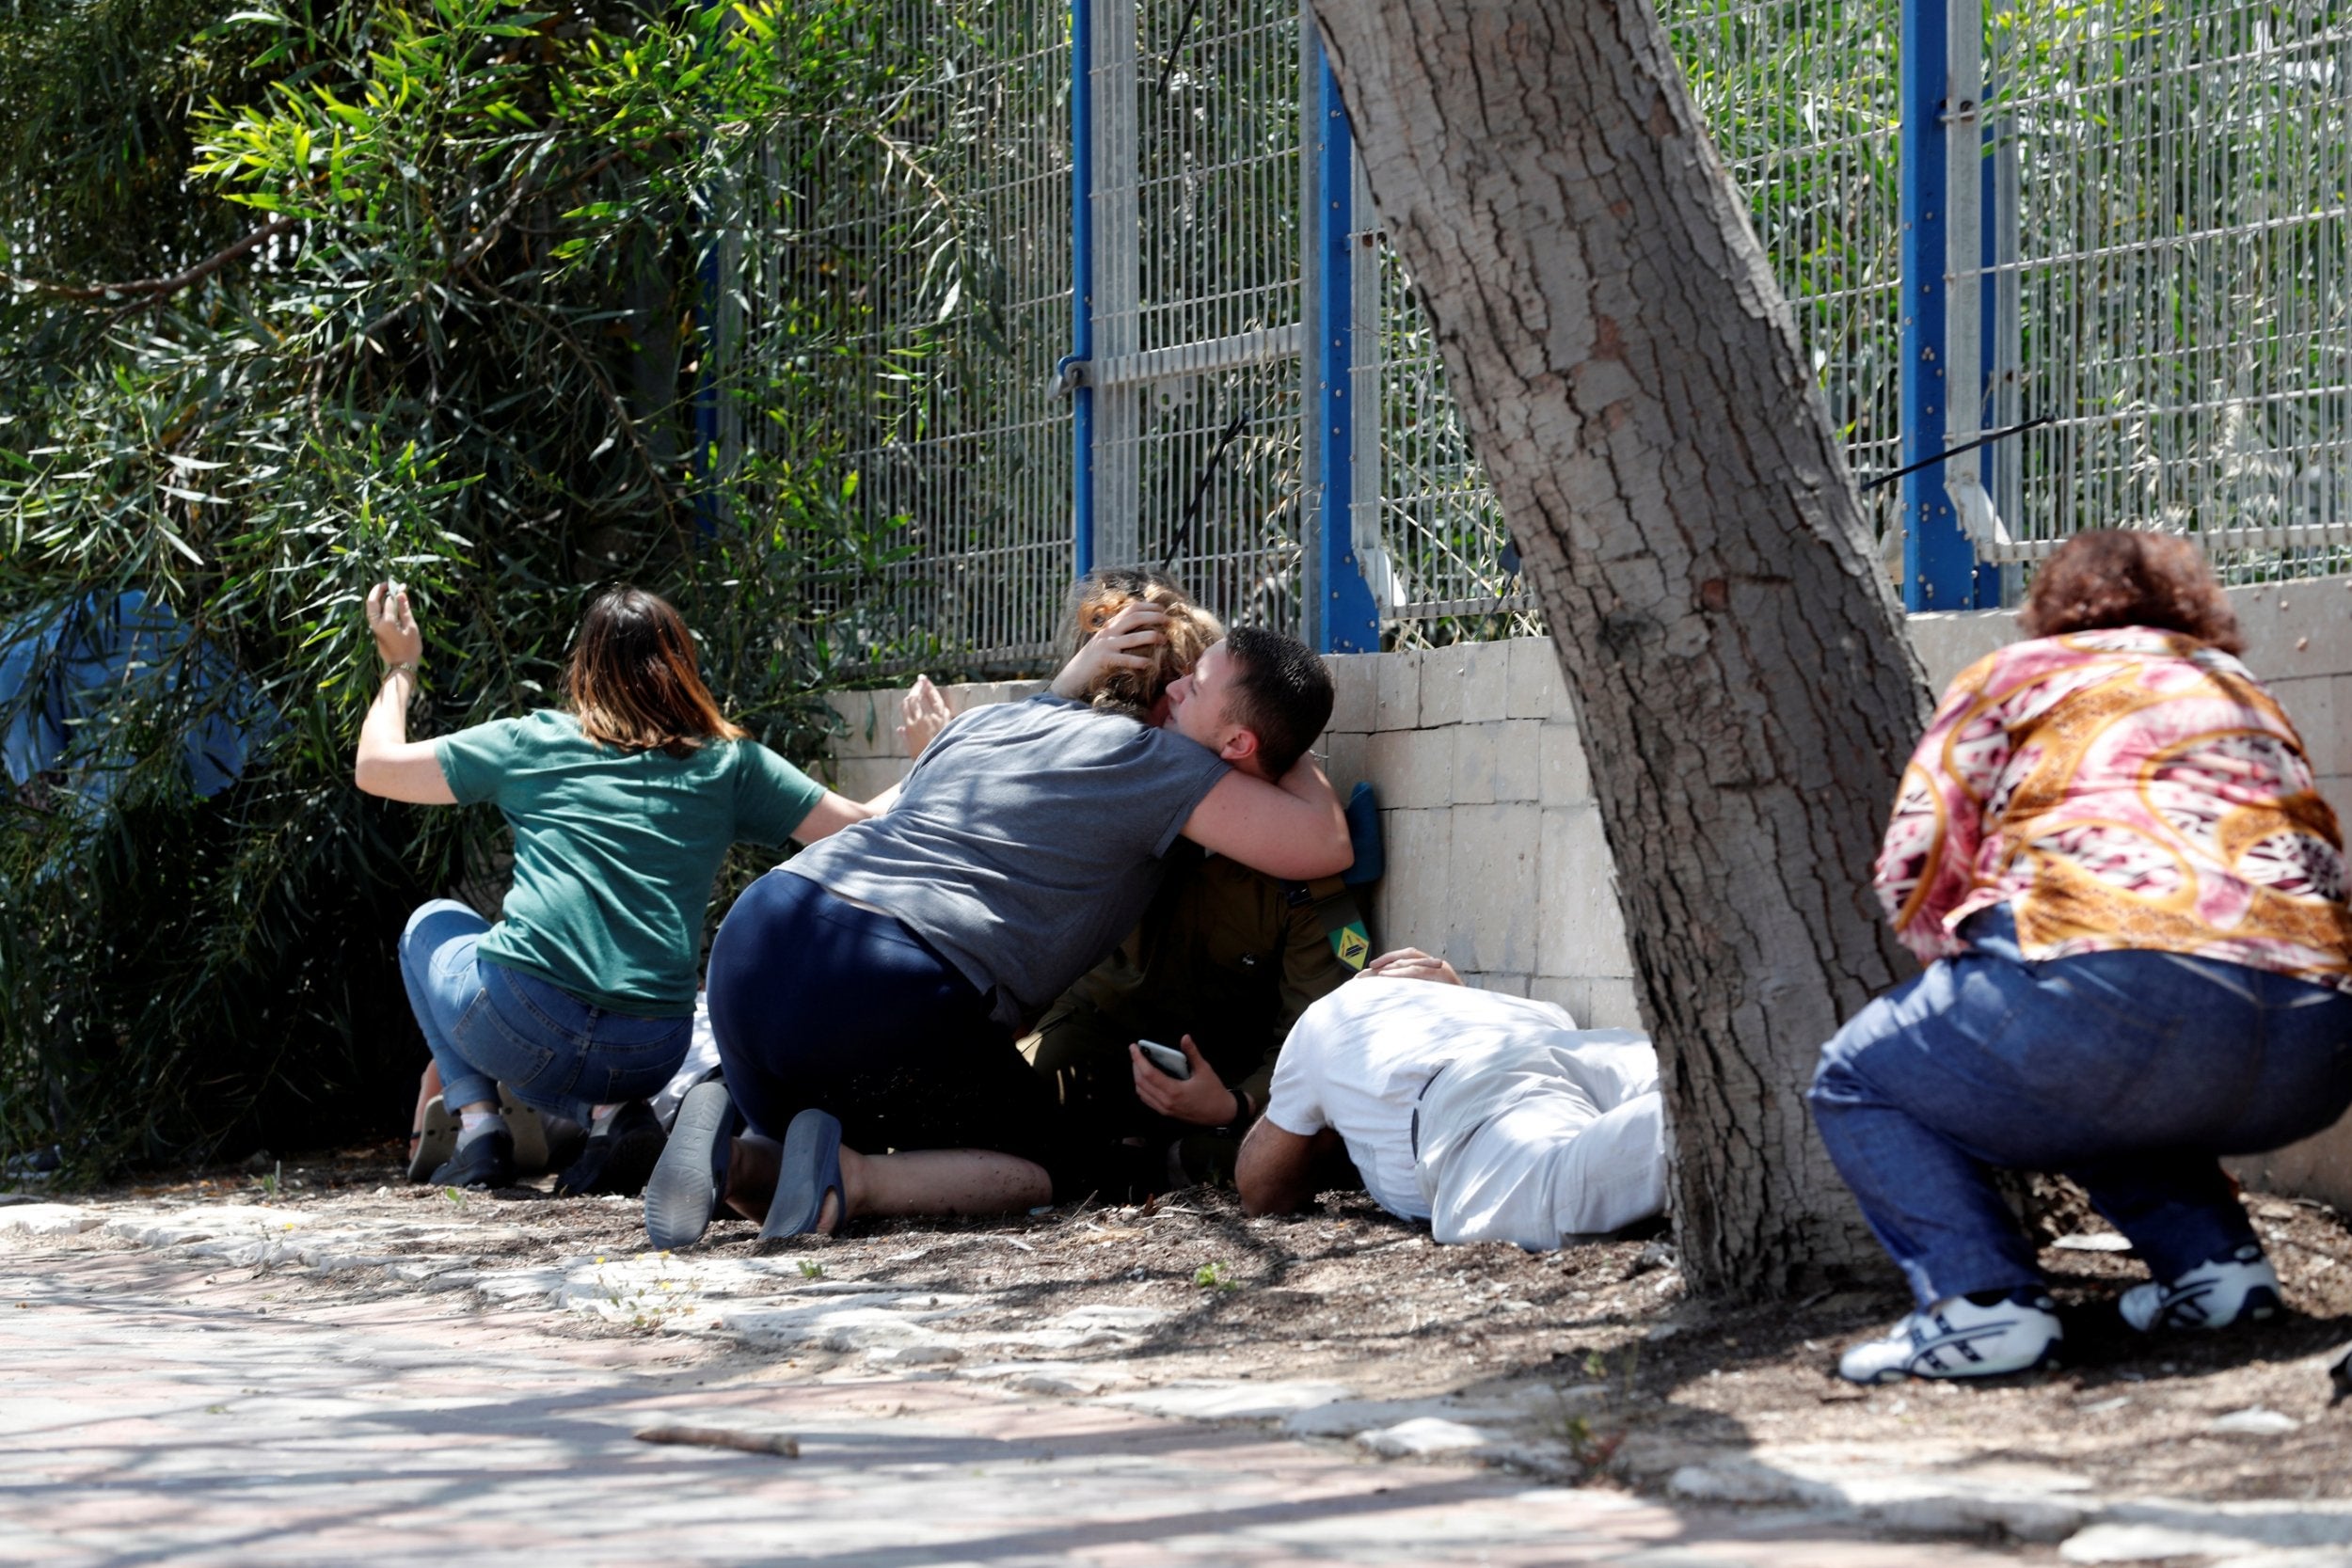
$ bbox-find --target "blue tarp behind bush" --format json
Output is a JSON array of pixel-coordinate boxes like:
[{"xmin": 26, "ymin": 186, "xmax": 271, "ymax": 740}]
[{"xmin": 0, "ymin": 591, "xmax": 274, "ymax": 806}]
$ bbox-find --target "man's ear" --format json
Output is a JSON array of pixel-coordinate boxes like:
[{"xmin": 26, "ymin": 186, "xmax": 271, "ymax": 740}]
[{"xmin": 1217, "ymin": 727, "xmax": 1262, "ymax": 768}]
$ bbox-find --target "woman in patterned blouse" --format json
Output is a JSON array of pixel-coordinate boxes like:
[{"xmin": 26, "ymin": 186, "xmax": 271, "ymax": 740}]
[{"xmin": 1811, "ymin": 531, "xmax": 2352, "ymax": 1385}]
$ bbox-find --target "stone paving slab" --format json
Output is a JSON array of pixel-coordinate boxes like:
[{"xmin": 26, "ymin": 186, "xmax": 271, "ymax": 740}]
[
  {"xmin": 7, "ymin": 1197, "xmax": 2342, "ymax": 1564},
  {"xmin": 0, "ymin": 1241, "xmax": 2048, "ymax": 1567}
]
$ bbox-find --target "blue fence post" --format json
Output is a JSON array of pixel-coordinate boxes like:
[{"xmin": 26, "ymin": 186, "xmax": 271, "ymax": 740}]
[
  {"xmin": 1069, "ymin": 0, "xmax": 1097, "ymax": 578},
  {"xmin": 1899, "ymin": 0, "xmax": 1994, "ymax": 610},
  {"xmin": 1311, "ymin": 39, "xmax": 1379, "ymax": 654}
]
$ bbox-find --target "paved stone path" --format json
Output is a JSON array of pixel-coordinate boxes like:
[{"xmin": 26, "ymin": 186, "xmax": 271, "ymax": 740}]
[{"xmin": 2, "ymin": 1239, "xmax": 2049, "ymax": 1567}]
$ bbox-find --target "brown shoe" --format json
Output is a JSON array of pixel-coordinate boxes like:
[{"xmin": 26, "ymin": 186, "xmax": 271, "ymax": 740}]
[{"xmin": 723, "ymin": 1133, "xmax": 782, "ymax": 1222}]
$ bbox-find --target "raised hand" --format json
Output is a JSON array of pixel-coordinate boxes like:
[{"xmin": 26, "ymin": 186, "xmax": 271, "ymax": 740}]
[
  {"xmin": 365, "ymin": 581, "xmax": 422, "ymax": 667},
  {"xmin": 899, "ymin": 673, "xmax": 952, "ymax": 760},
  {"xmin": 1050, "ymin": 599, "xmax": 1168, "ymax": 701}
]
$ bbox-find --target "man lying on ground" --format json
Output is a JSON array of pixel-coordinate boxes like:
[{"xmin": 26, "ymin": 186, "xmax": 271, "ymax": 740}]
[{"xmin": 1236, "ymin": 949, "xmax": 1667, "ymax": 1249}]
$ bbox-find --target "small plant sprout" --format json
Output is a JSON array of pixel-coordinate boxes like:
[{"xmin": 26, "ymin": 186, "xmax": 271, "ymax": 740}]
[
  {"xmin": 1545, "ymin": 1381, "xmax": 1626, "ymax": 1471},
  {"xmin": 798, "ymin": 1260, "xmax": 826, "ymax": 1280},
  {"xmin": 1194, "ymin": 1261, "xmax": 1240, "ymax": 1292}
]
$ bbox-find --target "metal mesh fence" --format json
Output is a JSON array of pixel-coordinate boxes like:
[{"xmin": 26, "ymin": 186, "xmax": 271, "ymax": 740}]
[
  {"xmin": 725, "ymin": 0, "xmax": 2351, "ymax": 673},
  {"xmin": 1090, "ymin": 0, "xmax": 1308, "ymax": 637},
  {"xmin": 1373, "ymin": 0, "xmax": 1908, "ymax": 643},
  {"xmin": 1367, "ymin": 217, "xmax": 1539, "ymax": 642},
  {"xmin": 1978, "ymin": 0, "xmax": 2352, "ymax": 574},
  {"xmin": 718, "ymin": 0, "xmax": 1074, "ymax": 673}
]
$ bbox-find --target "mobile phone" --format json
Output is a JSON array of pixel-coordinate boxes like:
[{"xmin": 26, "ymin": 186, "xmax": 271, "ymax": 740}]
[{"xmin": 1135, "ymin": 1038, "xmax": 1191, "ymax": 1081}]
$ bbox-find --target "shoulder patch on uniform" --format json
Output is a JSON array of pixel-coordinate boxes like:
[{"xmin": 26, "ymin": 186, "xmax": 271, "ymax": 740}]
[{"xmin": 1330, "ymin": 920, "xmax": 1371, "ymax": 970}]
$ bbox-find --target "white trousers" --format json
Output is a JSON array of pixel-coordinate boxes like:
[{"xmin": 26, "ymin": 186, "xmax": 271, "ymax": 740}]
[{"xmin": 1410, "ymin": 1035, "xmax": 1667, "ymax": 1250}]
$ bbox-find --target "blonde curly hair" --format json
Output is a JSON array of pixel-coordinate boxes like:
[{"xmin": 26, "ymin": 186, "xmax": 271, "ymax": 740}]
[{"xmin": 1058, "ymin": 567, "xmax": 1224, "ymax": 720}]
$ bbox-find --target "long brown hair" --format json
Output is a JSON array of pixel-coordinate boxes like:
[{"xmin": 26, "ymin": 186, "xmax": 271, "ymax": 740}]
[
  {"xmin": 565, "ymin": 587, "xmax": 745, "ymax": 757},
  {"xmin": 2019, "ymin": 530, "xmax": 2245, "ymax": 654},
  {"xmin": 1058, "ymin": 567, "xmax": 1224, "ymax": 720}
]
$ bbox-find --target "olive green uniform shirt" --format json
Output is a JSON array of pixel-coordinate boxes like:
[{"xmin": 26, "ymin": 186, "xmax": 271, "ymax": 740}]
[{"xmin": 1028, "ymin": 844, "xmax": 1370, "ymax": 1142}]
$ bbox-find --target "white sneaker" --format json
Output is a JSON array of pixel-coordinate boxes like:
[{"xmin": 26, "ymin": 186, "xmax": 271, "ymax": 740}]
[
  {"xmin": 2119, "ymin": 1244, "xmax": 2281, "ymax": 1332},
  {"xmin": 1838, "ymin": 1291, "xmax": 2063, "ymax": 1384}
]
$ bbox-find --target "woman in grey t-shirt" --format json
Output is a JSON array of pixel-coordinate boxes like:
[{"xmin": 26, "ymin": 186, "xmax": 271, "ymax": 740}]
[{"xmin": 646, "ymin": 594, "xmax": 1354, "ymax": 1251}]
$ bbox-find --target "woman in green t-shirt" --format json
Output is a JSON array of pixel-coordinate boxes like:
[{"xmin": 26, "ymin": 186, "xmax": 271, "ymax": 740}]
[{"xmin": 356, "ymin": 582, "xmax": 875, "ymax": 1192}]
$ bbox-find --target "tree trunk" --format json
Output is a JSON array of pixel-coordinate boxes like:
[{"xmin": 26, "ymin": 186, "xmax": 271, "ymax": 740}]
[{"xmin": 1315, "ymin": 0, "xmax": 1932, "ymax": 1295}]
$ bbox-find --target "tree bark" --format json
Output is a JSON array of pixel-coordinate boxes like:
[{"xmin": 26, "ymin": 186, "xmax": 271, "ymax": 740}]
[{"xmin": 1315, "ymin": 0, "xmax": 1931, "ymax": 1295}]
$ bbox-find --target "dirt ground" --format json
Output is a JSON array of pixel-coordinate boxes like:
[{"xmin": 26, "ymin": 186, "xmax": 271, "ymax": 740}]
[{"xmin": 62, "ymin": 1142, "xmax": 2352, "ymax": 1507}]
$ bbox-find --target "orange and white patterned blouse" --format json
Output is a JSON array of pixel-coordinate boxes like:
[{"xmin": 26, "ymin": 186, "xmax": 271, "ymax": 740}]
[{"xmin": 1875, "ymin": 627, "xmax": 2352, "ymax": 993}]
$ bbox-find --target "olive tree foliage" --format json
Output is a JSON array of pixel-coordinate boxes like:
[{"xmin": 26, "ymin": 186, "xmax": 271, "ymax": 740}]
[{"xmin": 0, "ymin": 0, "xmax": 981, "ymax": 1177}]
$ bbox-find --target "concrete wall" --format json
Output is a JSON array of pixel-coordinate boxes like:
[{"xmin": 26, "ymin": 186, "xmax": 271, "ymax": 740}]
[{"xmin": 816, "ymin": 574, "xmax": 2352, "ymax": 1207}]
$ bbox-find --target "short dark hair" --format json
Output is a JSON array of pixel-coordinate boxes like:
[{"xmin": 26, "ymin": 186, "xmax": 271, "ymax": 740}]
[
  {"xmin": 2019, "ymin": 530, "xmax": 2244, "ymax": 654},
  {"xmin": 1221, "ymin": 626, "xmax": 1333, "ymax": 777}
]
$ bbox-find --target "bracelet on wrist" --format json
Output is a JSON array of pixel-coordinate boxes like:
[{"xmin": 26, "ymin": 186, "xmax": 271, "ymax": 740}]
[
  {"xmin": 1211, "ymin": 1089, "xmax": 1259, "ymax": 1139},
  {"xmin": 381, "ymin": 659, "xmax": 420, "ymax": 680}
]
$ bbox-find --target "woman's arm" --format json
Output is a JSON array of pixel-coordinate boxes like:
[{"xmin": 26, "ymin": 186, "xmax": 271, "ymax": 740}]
[
  {"xmin": 777, "ymin": 677, "xmax": 938, "ymax": 839},
  {"xmin": 790, "ymin": 790, "xmax": 875, "ymax": 844},
  {"xmin": 1179, "ymin": 752, "xmax": 1352, "ymax": 880},
  {"xmin": 353, "ymin": 583, "xmax": 457, "ymax": 804},
  {"xmin": 1876, "ymin": 662, "xmax": 2004, "ymax": 958}
]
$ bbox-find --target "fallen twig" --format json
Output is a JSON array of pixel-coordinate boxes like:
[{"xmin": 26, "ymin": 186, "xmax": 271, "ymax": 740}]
[{"xmin": 633, "ymin": 1425, "xmax": 800, "ymax": 1458}]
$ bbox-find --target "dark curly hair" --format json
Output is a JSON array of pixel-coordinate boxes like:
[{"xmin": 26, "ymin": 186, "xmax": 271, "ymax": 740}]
[{"xmin": 2018, "ymin": 530, "xmax": 2244, "ymax": 655}]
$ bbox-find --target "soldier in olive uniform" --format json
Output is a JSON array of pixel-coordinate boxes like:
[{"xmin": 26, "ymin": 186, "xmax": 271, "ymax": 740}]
[
  {"xmin": 903, "ymin": 565, "xmax": 1378, "ymax": 1196},
  {"xmin": 1027, "ymin": 839, "xmax": 1374, "ymax": 1193}
]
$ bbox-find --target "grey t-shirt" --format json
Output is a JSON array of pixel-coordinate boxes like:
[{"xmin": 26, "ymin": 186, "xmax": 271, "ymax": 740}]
[{"xmin": 782, "ymin": 694, "xmax": 1231, "ymax": 1030}]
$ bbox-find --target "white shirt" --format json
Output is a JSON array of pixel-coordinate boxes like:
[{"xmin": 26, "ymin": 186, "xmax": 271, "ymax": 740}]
[{"xmin": 1266, "ymin": 977, "xmax": 1592, "ymax": 1221}]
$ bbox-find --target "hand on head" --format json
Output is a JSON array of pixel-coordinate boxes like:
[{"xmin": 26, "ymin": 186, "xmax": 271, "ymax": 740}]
[
  {"xmin": 366, "ymin": 580, "xmax": 422, "ymax": 666},
  {"xmin": 899, "ymin": 673, "xmax": 952, "ymax": 760},
  {"xmin": 1051, "ymin": 599, "xmax": 1168, "ymax": 703},
  {"xmin": 1361, "ymin": 947, "xmax": 1463, "ymax": 987}
]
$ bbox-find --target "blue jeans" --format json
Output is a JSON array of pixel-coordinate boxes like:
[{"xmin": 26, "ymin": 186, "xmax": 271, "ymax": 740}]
[
  {"xmin": 1809, "ymin": 907, "xmax": 2352, "ymax": 1307},
  {"xmin": 397, "ymin": 900, "xmax": 692, "ymax": 1128},
  {"xmin": 705, "ymin": 872, "xmax": 1098, "ymax": 1198}
]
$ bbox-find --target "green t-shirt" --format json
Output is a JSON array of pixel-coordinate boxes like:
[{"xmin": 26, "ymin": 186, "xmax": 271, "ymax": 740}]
[{"xmin": 435, "ymin": 710, "xmax": 827, "ymax": 1016}]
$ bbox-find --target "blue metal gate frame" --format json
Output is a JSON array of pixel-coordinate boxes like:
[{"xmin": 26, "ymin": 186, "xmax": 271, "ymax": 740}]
[
  {"xmin": 1068, "ymin": 0, "xmax": 1098, "ymax": 578},
  {"xmin": 1306, "ymin": 31, "xmax": 1381, "ymax": 654},
  {"xmin": 1899, "ymin": 0, "xmax": 2000, "ymax": 611},
  {"xmin": 1064, "ymin": 0, "xmax": 1376, "ymax": 653}
]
